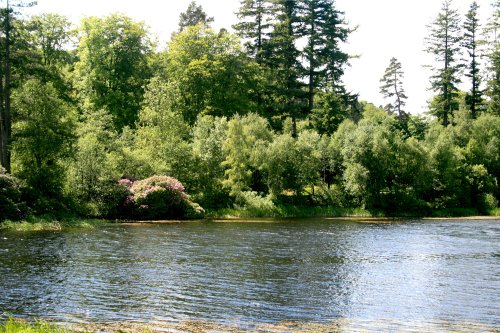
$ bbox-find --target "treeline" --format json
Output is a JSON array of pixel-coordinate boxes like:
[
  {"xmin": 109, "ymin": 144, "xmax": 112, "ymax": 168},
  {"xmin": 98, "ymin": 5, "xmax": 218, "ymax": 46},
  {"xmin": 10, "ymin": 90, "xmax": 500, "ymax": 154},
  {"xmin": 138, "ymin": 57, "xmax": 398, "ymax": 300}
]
[{"xmin": 0, "ymin": 0, "xmax": 499, "ymax": 219}]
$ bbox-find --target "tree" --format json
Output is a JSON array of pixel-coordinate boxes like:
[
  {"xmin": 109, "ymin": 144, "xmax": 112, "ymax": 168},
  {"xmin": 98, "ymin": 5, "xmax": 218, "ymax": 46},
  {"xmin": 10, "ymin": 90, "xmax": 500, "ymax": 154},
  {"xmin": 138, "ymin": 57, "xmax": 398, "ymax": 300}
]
[
  {"xmin": 26, "ymin": 13, "xmax": 72, "ymax": 68},
  {"xmin": 299, "ymin": 0, "xmax": 350, "ymax": 111},
  {"xmin": 341, "ymin": 108, "xmax": 430, "ymax": 210},
  {"xmin": 0, "ymin": 166, "xmax": 25, "ymax": 220},
  {"xmin": 379, "ymin": 57, "xmax": 408, "ymax": 121},
  {"xmin": 11, "ymin": 79, "xmax": 75, "ymax": 200},
  {"xmin": 133, "ymin": 77, "xmax": 193, "ymax": 183},
  {"xmin": 66, "ymin": 108, "xmax": 121, "ymax": 215},
  {"xmin": 178, "ymin": 1, "xmax": 213, "ymax": 32},
  {"xmin": 463, "ymin": 1, "xmax": 483, "ymax": 118},
  {"xmin": 265, "ymin": 0, "xmax": 307, "ymax": 136},
  {"xmin": 165, "ymin": 25, "xmax": 259, "ymax": 124},
  {"xmin": 484, "ymin": 0, "xmax": 500, "ymax": 115},
  {"xmin": 222, "ymin": 113, "xmax": 273, "ymax": 198},
  {"xmin": 191, "ymin": 115, "xmax": 230, "ymax": 207},
  {"xmin": 0, "ymin": 0, "xmax": 36, "ymax": 172},
  {"xmin": 74, "ymin": 14, "xmax": 153, "ymax": 130},
  {"xmin": 233, "ymin": 0, "xmax": 271, "ymax": 61},
  {"xmin": 25, "ymin": 13, "xmax": 73, "ymax": 100},
  {"xmin": 425, "ymin": 0, "xmax": 463, "ymax": 126}
]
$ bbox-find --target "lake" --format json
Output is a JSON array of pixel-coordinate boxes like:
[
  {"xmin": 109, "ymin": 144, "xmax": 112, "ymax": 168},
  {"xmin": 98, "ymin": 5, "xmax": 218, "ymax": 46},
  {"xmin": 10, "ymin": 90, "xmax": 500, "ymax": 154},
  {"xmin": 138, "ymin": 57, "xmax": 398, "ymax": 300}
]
[{"xmin": 0, "ymin": 218, "xmax": 499, "ymax": 332}]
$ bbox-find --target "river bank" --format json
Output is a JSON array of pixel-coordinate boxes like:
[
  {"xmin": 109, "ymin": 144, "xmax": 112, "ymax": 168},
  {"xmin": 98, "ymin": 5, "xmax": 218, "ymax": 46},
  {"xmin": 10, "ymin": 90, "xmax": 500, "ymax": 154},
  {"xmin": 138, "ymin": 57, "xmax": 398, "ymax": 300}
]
[
  {"xmin": 2, "ymin": 317, "xmax": 499, "ymax": 333},
  {"xmin": 1, "ymin": 206, "xmax": 499, "ymax": 232}
]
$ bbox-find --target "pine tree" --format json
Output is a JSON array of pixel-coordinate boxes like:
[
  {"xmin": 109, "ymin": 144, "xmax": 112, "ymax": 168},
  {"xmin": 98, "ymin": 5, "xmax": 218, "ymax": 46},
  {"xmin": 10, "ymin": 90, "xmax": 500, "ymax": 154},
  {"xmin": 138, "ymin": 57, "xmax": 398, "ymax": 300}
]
[
  {"xmin": 463, "ymin": 1, "xmax": 483, "ymax": 118},
  {"xmin": 298, "ymin": 0, "xmax": 349, "ymax": 111},
  {"xmin": 266, "ymin": 0, "xmax": 307, "ymax": 136},
  {"xmin": 379, "ymin": 57, "xmax": 408, "ymax": 121},
  {"xmin": 425, "ymin": 0, "xmax": 463, "ymax": 126},
  {"xmin": 178, "ymin": 1, "xmax": 214, "ymax": 32},
  {"xmin": 320, "ymin": 1, "xmax": 350, "ymax": 89},
  {"xmin": 233, "ymin": 0, "xmax": 271, "ymax": 61},
  {"xmin": 484, "ymin": 0, "xmax": 500, "ymax": 115}
]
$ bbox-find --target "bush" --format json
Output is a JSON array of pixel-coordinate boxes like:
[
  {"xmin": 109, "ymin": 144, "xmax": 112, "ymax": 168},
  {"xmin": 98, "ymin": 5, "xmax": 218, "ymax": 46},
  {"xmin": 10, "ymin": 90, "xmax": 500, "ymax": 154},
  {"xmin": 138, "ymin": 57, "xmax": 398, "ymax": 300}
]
[
  {"xmin": 236, "ymin": 191, "xmax": 276, "ymax": 211},
  {"xmin": 118, "ymin": 175, "xmax": 204, "ymax": 220},
  {"xmin": 0, "ymin": 167, "xmax": 27, "ymax": 220}
]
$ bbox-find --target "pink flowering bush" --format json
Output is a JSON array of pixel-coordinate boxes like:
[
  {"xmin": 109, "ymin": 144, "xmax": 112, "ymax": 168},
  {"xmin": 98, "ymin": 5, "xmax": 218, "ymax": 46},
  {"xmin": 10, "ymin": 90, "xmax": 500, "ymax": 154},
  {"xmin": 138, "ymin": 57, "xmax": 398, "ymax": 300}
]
[{"xmin": 118, "ymin": 175, "xmax": 204, "ymax": 219}]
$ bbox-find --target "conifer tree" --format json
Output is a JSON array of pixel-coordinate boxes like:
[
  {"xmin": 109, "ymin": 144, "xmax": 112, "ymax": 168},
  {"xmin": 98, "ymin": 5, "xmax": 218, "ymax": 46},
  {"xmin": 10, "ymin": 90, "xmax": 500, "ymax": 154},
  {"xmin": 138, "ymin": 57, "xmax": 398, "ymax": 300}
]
[
  {"xmin": 299, "ymin": 0, "xmax": 349, "ymax": 111},
  {"xmin": 463, "ymin": 1, "xmax": 483, "ymax": 118},
  {"xmin": 379, "ymin": 57, "xmax": 408, "ymax": 121},
  {"xmin": 233, "ymin": 0, "xmax": 271, "ymax": 61},
  {"xmin": 178, "ymin": 1, "xmax": 213, "ymax": 32},
  {"xmin": 266, "ymin": 0, "xmax": 307, "ymax": 136},
  {"xmin": 425, "ymin": 0, "xmax": 463, "ymax": 126},
  {"xmin": 484, "ymin": 0, "xmax": 500, "ymax": 115}
]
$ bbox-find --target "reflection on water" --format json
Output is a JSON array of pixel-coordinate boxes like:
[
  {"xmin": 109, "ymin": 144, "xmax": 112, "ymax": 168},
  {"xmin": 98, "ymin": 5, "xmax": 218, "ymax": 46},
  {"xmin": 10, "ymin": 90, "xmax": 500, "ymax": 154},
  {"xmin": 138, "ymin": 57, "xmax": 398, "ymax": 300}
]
[{"xmin": 0, "ymin": 219, "xmax": 499, "ymax": 331}]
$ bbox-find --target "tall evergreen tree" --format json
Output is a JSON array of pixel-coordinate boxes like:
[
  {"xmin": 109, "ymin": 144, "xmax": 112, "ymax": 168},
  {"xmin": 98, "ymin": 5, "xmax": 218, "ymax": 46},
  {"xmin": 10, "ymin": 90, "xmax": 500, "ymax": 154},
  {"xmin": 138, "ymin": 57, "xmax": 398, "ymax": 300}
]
[
  {"xmin": 318, "ymin": 1, "xmax": 350, "ymax": 90},
  {"xmin": 379, "ymin": 57, "xmax": 408, "ymax": 121},
  {"xmin": 484, "ymin": 0, "xmax": 500, "ymax": 115},
  {"xmin": 299, "ymin": 0, "xmax": 349, "ymax": 111},
  {"xmin": 265, "ymin": 0, "xmax": 307, "ymax": 136},
  {"xmin": 425, "ymin": 0, "xmax": 463, "ymax": 126},
  {"xmin": 233, "ymin": 0, "xmax": 271, "ymax": 61},
  {"xmin": 463, "ymin": 1, "xmax": 483, "ymax": 118},
  {"xmin": 178, "ymin": 1, "xmax": 214, "ymax": 32}
]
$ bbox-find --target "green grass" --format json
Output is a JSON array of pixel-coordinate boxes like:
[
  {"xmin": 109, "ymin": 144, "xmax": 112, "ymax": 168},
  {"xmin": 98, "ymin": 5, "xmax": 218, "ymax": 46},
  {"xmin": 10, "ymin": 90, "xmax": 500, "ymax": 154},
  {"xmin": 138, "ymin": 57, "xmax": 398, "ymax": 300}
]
[
  {"xmin": 0, "ymin": 216, "xmax": 108, "ymax": 232},
  {"xmin": 0, "ymin": 317, "xmax": 157, "ymax": 333},
  {"xmin": 207, "ymin": 205, "xmax": 500, "ymax": 219},
  {"xmin": 488, "ymin": 207, "xmax": 500, "ymax": 216},
  {"xmin": 429, "ymin": 208, "xmax": 480, "ymax": 217},
  {"xmin": 0, "ymin": 318, "xmax": 69, "ymax": 333},
  {"xmin": 206, "ymin": 205, "xmax": 378, "ymax": 219},
  {"xmin": 2, "ymin": 206, "xmax": 498, "ymax": 231}
]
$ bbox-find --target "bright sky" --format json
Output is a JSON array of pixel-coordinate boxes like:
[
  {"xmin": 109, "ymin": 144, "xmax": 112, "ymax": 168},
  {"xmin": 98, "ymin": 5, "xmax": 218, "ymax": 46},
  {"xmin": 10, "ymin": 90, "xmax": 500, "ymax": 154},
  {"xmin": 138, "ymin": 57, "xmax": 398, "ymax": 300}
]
[{"xmin": 24, "ymin": 0, "xmax": 495, "ymax": 115}]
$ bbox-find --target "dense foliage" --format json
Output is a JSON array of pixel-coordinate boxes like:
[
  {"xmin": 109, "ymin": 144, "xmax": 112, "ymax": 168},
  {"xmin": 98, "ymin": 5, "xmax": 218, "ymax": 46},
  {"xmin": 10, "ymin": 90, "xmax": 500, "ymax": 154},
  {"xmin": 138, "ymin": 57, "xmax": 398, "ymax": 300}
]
[{"xmin": 0, "ymin": 0, "xmax": 499, "ymax": 221}]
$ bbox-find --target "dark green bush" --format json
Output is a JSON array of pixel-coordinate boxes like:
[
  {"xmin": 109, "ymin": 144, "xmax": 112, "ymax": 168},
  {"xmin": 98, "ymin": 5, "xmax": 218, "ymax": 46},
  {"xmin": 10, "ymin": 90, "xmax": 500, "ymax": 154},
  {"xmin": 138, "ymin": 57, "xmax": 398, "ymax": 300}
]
[{"xmin": 0, "ymin": 167, "xmax": 27, "ymax": 220}]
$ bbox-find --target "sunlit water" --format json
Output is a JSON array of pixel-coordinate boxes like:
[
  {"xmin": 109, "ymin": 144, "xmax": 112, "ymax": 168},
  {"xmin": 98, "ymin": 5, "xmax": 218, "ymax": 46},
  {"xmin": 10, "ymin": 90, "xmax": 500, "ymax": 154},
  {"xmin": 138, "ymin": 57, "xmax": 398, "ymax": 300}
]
[{"xmin": 0, "ymin": 219, "xmax": 499, "ymax": 331}]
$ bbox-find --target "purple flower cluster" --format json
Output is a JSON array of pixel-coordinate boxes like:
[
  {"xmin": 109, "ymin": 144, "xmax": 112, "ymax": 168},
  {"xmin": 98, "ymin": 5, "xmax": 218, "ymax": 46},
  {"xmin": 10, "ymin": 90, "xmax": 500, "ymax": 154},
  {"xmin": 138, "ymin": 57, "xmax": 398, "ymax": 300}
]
[{"xmin": 118, "ymin": 178, "xmax": 133, "ymax": 188}]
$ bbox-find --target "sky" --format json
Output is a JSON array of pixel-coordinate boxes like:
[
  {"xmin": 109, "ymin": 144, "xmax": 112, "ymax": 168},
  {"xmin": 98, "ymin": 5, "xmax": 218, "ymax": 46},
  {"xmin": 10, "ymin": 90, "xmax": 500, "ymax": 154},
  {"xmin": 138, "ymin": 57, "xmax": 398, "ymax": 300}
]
[{"xmin": 23, "ymin": 0, "xmax": 496, "ymax": 115}]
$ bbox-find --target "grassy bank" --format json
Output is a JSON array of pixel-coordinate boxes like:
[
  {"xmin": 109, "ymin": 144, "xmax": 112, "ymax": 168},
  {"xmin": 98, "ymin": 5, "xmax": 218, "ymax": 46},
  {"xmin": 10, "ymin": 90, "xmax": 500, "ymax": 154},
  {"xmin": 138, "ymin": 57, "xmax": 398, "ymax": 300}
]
[
  {"xmin": 2, "ymin": 317, "xmax": 498, "ymax": 333},
  {"xmin": 0, "ymin": 318, "xmax": 68, "ymax": 333},
  {"xmin": 0, "ymin": 216, "xmax": 108, "ymax": 232},
  {"xmin": 206, "ymin": 206, "xmax": 376, "ymax": 219},
  {"xmin": 1, "ymin": 206, "xmax": 498, "ymax": 231}
]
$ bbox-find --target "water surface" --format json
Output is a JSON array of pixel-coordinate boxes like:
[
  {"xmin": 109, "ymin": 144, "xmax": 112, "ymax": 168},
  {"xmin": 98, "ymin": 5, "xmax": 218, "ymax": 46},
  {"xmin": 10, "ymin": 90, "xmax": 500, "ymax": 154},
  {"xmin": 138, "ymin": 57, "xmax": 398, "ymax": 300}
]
[{"xmin": 0, "ymin": 218, "xmax": 499, "ymax": 331}]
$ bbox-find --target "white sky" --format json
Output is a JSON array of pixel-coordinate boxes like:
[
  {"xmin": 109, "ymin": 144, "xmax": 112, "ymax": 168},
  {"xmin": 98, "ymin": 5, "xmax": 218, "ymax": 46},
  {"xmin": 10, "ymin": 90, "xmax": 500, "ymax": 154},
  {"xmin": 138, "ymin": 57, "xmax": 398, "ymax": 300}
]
[{"xmin": 23, "ymin": 0, "xmax": 495, "ymax": 115}]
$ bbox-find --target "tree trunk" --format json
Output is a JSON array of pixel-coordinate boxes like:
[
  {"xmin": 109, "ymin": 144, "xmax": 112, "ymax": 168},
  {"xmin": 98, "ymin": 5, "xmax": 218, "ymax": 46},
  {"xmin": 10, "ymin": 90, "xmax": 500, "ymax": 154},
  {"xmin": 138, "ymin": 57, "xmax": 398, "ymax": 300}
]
[{"xmin": 4, "ymin": 5, "xmax": 11, "ymax": 173}]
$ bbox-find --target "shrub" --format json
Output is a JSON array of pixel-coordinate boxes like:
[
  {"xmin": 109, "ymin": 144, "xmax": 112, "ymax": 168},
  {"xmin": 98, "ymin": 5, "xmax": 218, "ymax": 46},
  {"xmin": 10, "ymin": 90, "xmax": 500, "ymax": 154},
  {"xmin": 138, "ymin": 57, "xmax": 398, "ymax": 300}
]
[
  {"xmin": 0, "ymin": 167, "xmax": 27, "ymax": 220},
  {"xmin": 118, "ymin": 175, "xmax": 204, "ymax": 219},
  {"xmin": 236, "ymin": 191, "xmax": 276, "ymax": 211}
]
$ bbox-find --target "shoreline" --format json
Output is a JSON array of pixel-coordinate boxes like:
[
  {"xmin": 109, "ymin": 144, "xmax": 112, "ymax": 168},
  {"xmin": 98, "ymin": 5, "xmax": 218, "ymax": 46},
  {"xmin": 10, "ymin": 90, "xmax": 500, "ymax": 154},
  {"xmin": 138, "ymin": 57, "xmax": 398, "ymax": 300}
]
[
  {"xmin": 123, "ymin": 215, "xmax": 500, "ymax": 224},
  {"xmin": 1, "ymin": 215, "xmax": 499, "ymax": 232},
  {"xmin": 2, "ymin": 317, "xmax": 499, "ymax": 333}
]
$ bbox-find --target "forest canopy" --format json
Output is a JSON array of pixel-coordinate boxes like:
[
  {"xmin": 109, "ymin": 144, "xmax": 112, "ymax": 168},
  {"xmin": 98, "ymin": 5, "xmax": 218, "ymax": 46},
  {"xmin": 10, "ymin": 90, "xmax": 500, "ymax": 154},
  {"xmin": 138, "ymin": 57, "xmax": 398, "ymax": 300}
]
[{"xmin": 0, "ymin": 0, "xmax": 499, "ymax": 220}]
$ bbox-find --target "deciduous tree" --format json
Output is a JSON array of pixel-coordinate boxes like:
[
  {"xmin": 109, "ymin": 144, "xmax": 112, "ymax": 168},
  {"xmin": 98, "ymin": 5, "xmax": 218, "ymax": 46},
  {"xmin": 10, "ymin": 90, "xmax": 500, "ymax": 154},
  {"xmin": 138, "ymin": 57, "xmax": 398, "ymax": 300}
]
[{"xmin": 74, "ymin": 14, "xmax": 153, "ymax": 130}]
